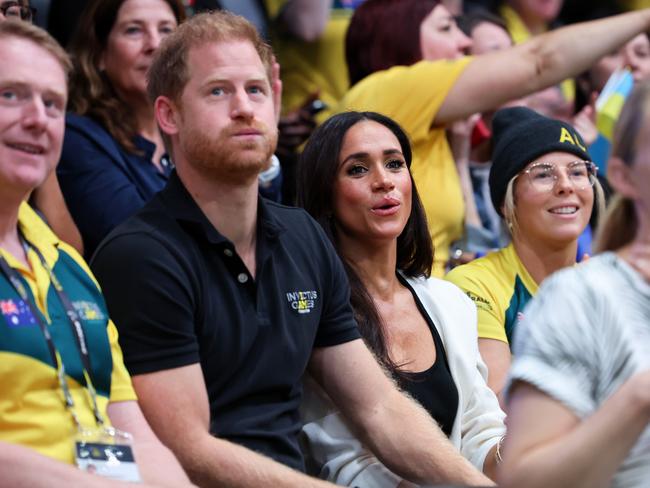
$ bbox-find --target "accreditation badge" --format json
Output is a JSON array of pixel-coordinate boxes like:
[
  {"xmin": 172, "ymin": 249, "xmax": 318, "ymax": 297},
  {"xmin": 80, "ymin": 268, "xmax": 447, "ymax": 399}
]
[{"xmin": 74, "ymin": 426, "xmax": 141, "ymax": 482}]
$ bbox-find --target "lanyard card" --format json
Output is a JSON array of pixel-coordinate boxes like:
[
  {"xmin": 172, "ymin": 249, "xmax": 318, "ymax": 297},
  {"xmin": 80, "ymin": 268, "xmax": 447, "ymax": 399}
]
[{"xmin": 75, "ymin": 426, "xmax": 141, "ymax": 483}]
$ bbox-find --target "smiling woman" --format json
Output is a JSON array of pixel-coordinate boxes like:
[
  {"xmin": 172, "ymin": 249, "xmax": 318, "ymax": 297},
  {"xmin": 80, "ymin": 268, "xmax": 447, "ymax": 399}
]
[
  {"xmin": 445, "ymin": 106, "xmax": 605, "ymax": 402},
  {"xmin": 56, "ymin": 0, "xmax": 185, "ymax": 258},
  {"xmin": 296, "ymin": 111, "xmax": 505, "ymax": 486}
]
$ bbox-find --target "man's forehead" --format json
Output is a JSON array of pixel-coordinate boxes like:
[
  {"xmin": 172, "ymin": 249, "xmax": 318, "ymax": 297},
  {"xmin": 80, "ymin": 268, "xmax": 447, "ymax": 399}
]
[
  {"xmin": 187, "ymin": 39, "xmax": 267, "ymax": 80},
  {"xmin": 0, "ymin": 36, "xmax": 67, "ymax": 96}
]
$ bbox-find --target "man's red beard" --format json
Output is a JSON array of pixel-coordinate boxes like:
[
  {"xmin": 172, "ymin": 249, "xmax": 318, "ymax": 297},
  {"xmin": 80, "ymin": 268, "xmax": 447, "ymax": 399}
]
[{"xmin": 180, "ymin": 121, "xmax": 278, "ymax": 184}]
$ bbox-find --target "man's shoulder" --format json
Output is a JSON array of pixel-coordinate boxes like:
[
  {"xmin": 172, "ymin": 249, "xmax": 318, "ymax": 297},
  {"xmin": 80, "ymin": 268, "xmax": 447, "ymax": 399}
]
[
  {"xmin": 92, "ymin": 195, "xmax": 192, "ymax": 264},
  {"xmin": 264, "ymin": 200, "xmax": 328, "ymax": 241}
]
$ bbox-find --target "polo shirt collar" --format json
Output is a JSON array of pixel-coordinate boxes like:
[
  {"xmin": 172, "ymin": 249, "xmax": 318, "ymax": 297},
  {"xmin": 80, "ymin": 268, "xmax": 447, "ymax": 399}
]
[{"xmin": 160, "ymin": 171, "xmax": 286, "ymax": 245}]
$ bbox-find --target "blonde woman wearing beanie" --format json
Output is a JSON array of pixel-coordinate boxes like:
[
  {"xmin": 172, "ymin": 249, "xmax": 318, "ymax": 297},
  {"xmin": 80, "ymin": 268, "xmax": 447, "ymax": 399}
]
[
  {"xmin": 445, "ymin": 106, "xmax": 605, "ymax": 401},
  {"xmin": 500, "ymin": 80, "xmax": 650, "ymax": 488}
]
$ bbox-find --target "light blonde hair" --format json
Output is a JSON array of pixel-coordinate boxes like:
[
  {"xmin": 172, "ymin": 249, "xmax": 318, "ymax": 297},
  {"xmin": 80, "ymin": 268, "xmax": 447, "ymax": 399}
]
[
  {"xmin": 595, "ymin": 81, "xmax": 650, "ymax": 252},
  {"xmin": 0, "ymin": 20, "xmax": 71, "ymax": 79}
]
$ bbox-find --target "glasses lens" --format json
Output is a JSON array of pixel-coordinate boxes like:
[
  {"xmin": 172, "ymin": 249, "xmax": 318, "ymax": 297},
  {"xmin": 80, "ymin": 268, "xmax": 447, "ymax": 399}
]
[
  {"xmin": 527, "ymin": 163, "xmax": 556, "ymax": 191},
  {"xmin": 567, "ymin": 161, "xmax": 596, "ymax": 188}
]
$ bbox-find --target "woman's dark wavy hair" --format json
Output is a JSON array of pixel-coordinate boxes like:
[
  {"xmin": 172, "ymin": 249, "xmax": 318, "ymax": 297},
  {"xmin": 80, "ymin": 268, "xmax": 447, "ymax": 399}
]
[
  {"xmin": 297, "ymin": 111, "xmax": 434, "ymax": 373},
  {"xmin": 68, "ymin": 0, "xmax": 185, "ymax": 154},
  {"xmin": 346, "ymin": 0, "xmax": 440, "ymax": 86}
]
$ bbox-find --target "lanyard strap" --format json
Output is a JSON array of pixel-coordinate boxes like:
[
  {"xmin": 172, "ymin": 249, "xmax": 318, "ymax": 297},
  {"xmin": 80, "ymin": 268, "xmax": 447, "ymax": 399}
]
[{"xmin": 0, "ymin": 241, "xmax": 105, "ymax": 427}]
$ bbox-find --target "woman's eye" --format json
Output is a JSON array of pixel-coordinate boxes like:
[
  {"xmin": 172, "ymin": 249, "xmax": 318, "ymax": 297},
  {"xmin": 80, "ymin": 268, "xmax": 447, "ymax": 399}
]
[
  {"xmin": 124, "ymin": 26, "xmax": 141, "ymax": 35},
  {"xmin": 386, "ymin": 159, "xmax": 405, "ymax": 170},
  {"xmin": 347, "ymin": 165, "xmax": 367, "ymax": 176}
]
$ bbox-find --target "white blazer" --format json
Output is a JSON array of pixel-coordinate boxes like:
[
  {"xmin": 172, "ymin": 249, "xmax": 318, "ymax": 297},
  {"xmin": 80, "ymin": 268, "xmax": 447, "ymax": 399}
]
[{"xmin": 300, "ymin": 274, "xmax": 506, "ymax": 487}]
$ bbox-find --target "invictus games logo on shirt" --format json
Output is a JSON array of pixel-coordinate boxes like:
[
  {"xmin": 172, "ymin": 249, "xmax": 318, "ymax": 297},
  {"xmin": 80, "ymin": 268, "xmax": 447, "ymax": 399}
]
[{"xmin": 286, "ymin": 290, "xmax": 318, "ymax": 314}]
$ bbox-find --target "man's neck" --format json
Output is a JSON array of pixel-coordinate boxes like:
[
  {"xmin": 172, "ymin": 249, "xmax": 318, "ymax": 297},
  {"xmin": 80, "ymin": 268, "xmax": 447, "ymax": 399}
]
[
  {"xmin": 177, "ymin": 166, "xmax": 259, "ymax": 277},
  {"xmin": 513, "ymin": 235, "xmax": 577, "ymax": 285},
  {"xmin": 0, "ymin": 193, "xmax": 28, "ymax": 267}
]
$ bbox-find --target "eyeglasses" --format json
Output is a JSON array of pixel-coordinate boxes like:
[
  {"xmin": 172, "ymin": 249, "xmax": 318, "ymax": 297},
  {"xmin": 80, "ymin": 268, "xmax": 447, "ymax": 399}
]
[
  {"xmin": 0, "ymin": 1, "xmax": 36, "ymax": 22},
  {"xmin": 518, "ymin": 160, "xmax": 598, "ymax": 192}
]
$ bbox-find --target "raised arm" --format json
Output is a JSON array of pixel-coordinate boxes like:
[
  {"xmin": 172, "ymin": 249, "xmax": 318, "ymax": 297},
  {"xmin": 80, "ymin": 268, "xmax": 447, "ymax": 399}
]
[
  {"xmin": 131, "ymin": 365, "xmax": 335, "ymax": 488},
  {"xmin": 500, "ymin": 373, "xmax": 650, "ymax": 488},
  {"xmin": 309, "ymin": 339, "xmax": 494, "ymax": 487},
  {"xmin": 436, "ymin": 9, "xmax": 650, "ymax": 124}
]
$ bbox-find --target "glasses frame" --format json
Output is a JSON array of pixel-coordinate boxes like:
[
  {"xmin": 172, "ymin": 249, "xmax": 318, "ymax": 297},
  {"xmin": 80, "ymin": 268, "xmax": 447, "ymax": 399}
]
[
  {"xmin": 0, "ymin": 1, "xmax": 36, "ymax": 21},
  {"xmin": 516, "ymin": 160, "xmax": 599, "ymax": 192}
]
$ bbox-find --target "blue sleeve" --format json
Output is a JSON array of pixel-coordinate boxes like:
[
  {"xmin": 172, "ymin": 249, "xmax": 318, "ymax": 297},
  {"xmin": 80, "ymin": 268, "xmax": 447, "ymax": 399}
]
[{"xmin": 57, "ymin": 121, "xmax": 150, "ymax": 257}]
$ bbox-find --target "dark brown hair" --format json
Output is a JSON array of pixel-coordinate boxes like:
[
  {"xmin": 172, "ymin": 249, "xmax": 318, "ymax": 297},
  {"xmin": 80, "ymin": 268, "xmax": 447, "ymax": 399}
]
[
  {"xmin": 297, "ymin": 111, "xmax": 433, "ymax": 373},
  {"xmin": 346, "ymin": 0, "xmax": 440, "ymax": 86},
  {"xmin": 68, "ymin": 0, "xmax": 185, "ymax": 154}
]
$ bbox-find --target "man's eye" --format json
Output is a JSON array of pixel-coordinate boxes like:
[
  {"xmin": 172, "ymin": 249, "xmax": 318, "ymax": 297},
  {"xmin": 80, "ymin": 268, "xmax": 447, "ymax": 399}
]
[
  {"xmin": 248, "ymin": 86, "xmax": 265, "ymax": 95},
  {"xmin": 211, "ymin": 87, "xmax": 224, "ymax": 96}
]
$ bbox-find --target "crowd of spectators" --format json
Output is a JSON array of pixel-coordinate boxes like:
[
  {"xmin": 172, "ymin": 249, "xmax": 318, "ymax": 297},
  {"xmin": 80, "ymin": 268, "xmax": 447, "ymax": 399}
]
[{"xmin": 1, "ymin": 0, "xmax": 650, "ymax": 487}]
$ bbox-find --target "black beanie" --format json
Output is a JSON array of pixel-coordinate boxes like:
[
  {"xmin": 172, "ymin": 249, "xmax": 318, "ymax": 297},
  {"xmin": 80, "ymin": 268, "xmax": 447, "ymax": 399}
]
[{"xmin": 489, "ymin": 106, "xmax": 592, "ymax": 217}]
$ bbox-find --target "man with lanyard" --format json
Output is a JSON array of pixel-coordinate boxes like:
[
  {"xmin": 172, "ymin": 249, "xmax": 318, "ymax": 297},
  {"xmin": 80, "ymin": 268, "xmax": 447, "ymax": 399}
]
[
  {"xmin": 0, "ymin": 20, "xmax": 192, "ymax": 487},
  {"xmin": 92, "ymin": 11, "xmax": 494, "ymax": 487}
]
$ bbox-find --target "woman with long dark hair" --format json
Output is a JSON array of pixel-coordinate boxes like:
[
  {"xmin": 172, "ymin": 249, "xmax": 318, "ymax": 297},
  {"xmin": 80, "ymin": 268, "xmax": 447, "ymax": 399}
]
[
  {"xmin": 57, "ymin": 0, "xmax": 185, "ymax": 257},
  {"xmin": 297, "ymin": 111, "xmax": 505, "ymax": 487}
]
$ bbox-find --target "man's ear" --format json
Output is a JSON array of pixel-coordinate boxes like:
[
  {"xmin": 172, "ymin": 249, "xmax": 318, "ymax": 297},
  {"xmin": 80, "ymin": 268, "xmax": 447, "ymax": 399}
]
[
  {"xmin": 607, "ymin": 156, "xmax": 639, "ymax": 200},
  {"xmin": 155, "ymin": 96, "xmax": 180, "ymax": 137}
]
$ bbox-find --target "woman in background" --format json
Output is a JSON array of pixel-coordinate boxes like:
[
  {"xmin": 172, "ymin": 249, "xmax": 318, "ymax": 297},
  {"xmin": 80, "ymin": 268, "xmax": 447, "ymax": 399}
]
[
  {"xmin": 500, "ymin": 81, "xmax": 650, "ymax": 488},
  {"xmin": 446, "ymin": 107, "xmax": 604, "ymax": 400},
  {"xmin": 57, "ymin": 0, "xmax": 184, "ymax": 257}
]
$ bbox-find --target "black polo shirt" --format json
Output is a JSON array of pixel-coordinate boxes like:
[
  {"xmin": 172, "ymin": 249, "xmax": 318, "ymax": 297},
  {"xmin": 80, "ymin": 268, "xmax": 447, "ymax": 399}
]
[{"xmin": 91, "ymin": 171, "xmax": 360, "ymax": 471}]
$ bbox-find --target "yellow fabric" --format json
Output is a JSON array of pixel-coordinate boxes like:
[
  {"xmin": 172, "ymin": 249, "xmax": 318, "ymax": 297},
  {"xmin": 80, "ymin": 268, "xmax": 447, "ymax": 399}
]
[
  {"xmin": 266, "ymin": 0, "xmax": 352, "ymax": 121},
  {"xmin": 500, "ymin": 4, "xmax": 574, "ymax": 102},
  {"xmin": 623, "ymin": 0, "xmax": 650, "ymax": 8},
  {"xmin": 0, "ymin": 203, "xmax": 136, "ymax": 464},
  {"xmin": 338, "ymin": 58, "xmax": 472, "ymax": 277},
  {"xmin": 444, "ymin": 243, "xmax": 538, "ymax": 344}
]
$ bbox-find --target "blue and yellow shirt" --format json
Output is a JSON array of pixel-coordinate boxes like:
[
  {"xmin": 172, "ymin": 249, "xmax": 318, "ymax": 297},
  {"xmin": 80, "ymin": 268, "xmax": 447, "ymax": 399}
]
[
  {"xmin": 0, "ymin": 203, "xmax": 136, "ymax": 463},
  {"xmin": 445, "ymin": 243, "xmax": 538, "ymax": 346}
]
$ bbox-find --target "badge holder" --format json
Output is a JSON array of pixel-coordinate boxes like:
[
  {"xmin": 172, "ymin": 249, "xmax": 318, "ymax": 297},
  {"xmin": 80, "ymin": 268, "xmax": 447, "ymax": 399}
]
[{"xmin": 75, "ymin": 425, "xmax": 142, "ymax": 482}]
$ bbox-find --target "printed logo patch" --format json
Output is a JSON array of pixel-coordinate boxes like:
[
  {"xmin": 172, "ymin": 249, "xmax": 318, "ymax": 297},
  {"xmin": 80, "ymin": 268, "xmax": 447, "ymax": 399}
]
[
  {"xmin": 72, "ymin": 301, "xmax": 105, "ymax": 321},
  {"xmin": 1, "ymin": 298, "xmax": 37, "ymax": 328},
  {"xmin": 466, "ymin": 291, "xmax": 493, "ymax": 312},
  {"xmin": 285, "ymin": 290, "xmax": 318, "ymax": 314}
]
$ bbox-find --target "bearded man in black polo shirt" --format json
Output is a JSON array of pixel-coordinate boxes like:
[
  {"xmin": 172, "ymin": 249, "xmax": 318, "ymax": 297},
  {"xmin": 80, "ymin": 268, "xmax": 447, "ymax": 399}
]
[{"xmin": 91, "ymin": 11, "xmax": 492, "ymax": 488}]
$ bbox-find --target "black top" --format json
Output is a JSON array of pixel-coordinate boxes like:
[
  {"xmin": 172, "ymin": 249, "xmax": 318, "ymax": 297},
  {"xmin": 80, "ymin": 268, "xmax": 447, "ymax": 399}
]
[
  {"xmin": 91, "ymin": 171, "xmax": 361, "ymax": 471},
  {"xmin": 396, "ymin": 275, "xmax": 459, "ymax": 437}
]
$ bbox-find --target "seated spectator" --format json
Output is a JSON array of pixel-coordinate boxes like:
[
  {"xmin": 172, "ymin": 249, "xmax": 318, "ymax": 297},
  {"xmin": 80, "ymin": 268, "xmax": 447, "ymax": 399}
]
[
  {"xmin": 0, "ymin": 0, "xmax": 83, "ymax": 254},
  {"xmin": 91, "ymin": 11, "xmax": 494, "ymax": 487},
  {"xmin": 0, "ymin": 20, "xmax": 191, "ymax": 486},
  {"xmin": 500, "ymin": 80, "xmax": 650, "ymax": 488},
  {"xmin": 57, "ymin": 0, "xmax": 185, "ymax": 258},
  {"xmin": 297, "ymin": 111, "xmax": 506, "ymax": 486},
  {"xmin": 342, "ymin": 0, "xmax": 650, "ymax": 277},
  {"xmin": 445, "ymin": 107, "xmax": 605, "ymax": 400}
]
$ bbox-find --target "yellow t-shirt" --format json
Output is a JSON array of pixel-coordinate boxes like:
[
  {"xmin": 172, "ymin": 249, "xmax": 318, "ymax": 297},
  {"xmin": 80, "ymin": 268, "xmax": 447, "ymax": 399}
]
[
  {"xmin": 0, "ymin": 203, "xmax": 136, "ymax": 463},
  {"xmin": 444, "ymin": 243, "xmax": 538, "ymax": 346},
  {"xmin": 338, "ymin": 58, "xmax": 472, "ymax": 277},
  {"xmin": 266, "ymin": 0, "xmax": 353, "ymax": 121}
]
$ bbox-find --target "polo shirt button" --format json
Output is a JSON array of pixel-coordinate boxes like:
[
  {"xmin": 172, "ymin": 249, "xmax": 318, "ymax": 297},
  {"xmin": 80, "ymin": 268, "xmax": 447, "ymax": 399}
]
[
  {"xmin": 237, "ymin": 273, "xmax": 248, "ymax": 284},
  {"xmin": 223, "ymin": 249, "xmax": 233, "ymax": 257}
]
